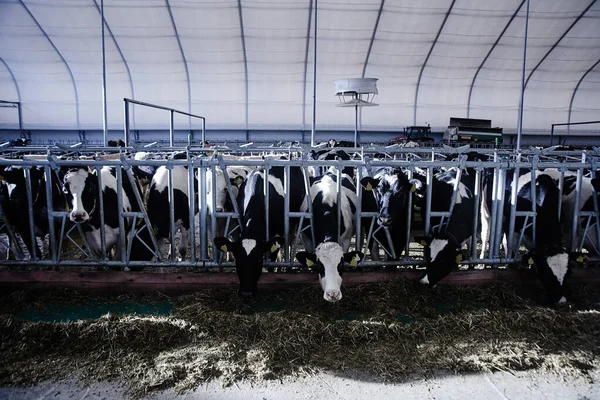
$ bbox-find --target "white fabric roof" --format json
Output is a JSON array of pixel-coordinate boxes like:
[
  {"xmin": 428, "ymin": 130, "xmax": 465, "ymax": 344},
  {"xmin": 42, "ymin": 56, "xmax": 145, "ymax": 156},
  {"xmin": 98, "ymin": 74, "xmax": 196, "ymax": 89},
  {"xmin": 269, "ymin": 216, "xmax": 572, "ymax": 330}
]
[{"xmin": 0, "ymin": 0, "xmax": 599, "ymax": 132}]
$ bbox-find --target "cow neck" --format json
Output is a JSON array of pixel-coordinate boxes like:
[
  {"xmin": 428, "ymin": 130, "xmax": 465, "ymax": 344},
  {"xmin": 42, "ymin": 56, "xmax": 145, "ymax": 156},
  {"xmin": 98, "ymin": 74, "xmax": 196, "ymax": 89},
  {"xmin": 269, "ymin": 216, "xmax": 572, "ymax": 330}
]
[{"xmin": 443, "ymin": 230, "xmax": 460, "ymax": 249}]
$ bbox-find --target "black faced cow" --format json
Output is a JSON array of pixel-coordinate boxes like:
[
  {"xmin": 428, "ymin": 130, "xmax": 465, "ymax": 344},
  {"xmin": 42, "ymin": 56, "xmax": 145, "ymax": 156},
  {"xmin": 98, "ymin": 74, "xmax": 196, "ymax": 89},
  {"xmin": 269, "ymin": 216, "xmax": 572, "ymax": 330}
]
[
  {"xmin": 0, "ymin": 165, "xmax": 64, "ymax": 258},
  {"xmin": 414, "ymin": 167, "xmax": 476, "ymax": 287},
  {"xmin": 62, "ymin": 165, "xmax": 141, "ymax": 261},
  {"xmin": 214, "ymin": 164, "xmax": 306, "ymax": 297},
  {"xmin": 360, "ymin": 167, "xmax": 422, "ymax": 261},
  {"xmin": 479, "ymin": 171, "xmax": 570, "ymax": 304},
  {"xmin": 296, "ymin": 172, "xmax": 363, "ymax": 302}
]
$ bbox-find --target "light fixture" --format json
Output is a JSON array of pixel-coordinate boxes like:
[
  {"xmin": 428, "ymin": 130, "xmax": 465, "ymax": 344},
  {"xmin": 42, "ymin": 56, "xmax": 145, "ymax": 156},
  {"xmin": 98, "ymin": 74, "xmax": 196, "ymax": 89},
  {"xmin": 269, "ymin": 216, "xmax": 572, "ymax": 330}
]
[{"xmin": 334, "ymin": 78, "xmax": 378, "ymax": 147}]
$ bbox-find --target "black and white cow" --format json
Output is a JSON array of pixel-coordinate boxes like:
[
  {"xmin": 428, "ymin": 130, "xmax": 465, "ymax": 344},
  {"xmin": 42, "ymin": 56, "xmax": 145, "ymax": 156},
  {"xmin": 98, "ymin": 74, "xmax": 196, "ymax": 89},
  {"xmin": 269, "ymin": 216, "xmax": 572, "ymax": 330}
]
[
  {"xmin": 214, "ymin": 164, "xmax": 305, "ymax": 297},
  {"xmin": 538, "ymin": 168, "xmax": 600, "ymax": 254},
  {"xmin": 62, "ymin": 165, "xmax": 141, "ymax": 260},
  {"xmin": 479, "ymin": 171, "xmax": 570, "ymax": 304},
  {"xmin": 0, "ymin": 165, "xmax": 64, "ymax": 258},
  {"xmin": 296, "ymin": 172, "xmax": 363, "ymax": 302},
  {"xmin": 146, "ymin": 161, "xmax": 198, "ymax": 261},
  {"xmin": 206, "ymin": 165, "xmax": 254, "ymax": 242},
  {"xmin": 414, "ymin": 167, "xmax": 476, "ymax": 287},
  {"xmin": 360, "ymin": 167, "xmax": 422, "ymax": 261}
]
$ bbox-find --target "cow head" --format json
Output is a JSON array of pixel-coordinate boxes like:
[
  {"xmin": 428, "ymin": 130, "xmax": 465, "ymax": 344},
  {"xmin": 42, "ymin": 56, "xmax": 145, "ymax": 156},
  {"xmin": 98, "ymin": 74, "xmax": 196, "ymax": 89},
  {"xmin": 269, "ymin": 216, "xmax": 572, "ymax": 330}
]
[
  {"xmin": 416, "ymin": 234, "xmax": 462, "ymax": 287},
  {"xmin": 214, "ymin": 235, "xmax": 284, "ymax": 297},
  {"xmin": 62, "ymin": 167, "xmax": 97, "ymax": 223},
  {"xmin": 361, "ymin": 172, "xmax": 421, "ymax": 227},
  {"xmin": 296, "ymin": 242, "xmax": 363, "ymax": 303},
  {"xmin": 206, "ymin": 168, "xmax": 243, "ymax": 214},
  {"xmin": 523, "ymin": 246, "xmax": 571, "ymax": 304}
]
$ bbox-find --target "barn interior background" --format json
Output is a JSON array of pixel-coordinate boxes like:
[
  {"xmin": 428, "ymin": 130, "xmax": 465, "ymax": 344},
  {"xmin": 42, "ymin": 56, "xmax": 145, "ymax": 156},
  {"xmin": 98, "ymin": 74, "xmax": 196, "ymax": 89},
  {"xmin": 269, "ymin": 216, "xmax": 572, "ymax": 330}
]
[{"xmin": 1, "ymin": 0, "xmax": 600, "ymax": 397}]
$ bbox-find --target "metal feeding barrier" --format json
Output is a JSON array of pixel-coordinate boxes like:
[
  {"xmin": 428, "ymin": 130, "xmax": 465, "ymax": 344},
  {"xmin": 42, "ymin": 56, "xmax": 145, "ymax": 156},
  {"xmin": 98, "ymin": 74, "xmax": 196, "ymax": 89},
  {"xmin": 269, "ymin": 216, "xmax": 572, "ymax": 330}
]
[{"xmin": 0, "ymin": 145, "xmax": 598, "ymax": 270}]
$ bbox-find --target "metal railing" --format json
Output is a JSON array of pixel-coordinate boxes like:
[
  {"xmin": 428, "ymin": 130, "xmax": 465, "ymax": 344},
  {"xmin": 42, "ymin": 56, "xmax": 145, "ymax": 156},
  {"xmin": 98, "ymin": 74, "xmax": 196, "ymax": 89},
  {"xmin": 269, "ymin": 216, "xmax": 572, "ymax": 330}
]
[{"xmin": 0, "ymin": 145, "xmax": 598, "ymax": 270}]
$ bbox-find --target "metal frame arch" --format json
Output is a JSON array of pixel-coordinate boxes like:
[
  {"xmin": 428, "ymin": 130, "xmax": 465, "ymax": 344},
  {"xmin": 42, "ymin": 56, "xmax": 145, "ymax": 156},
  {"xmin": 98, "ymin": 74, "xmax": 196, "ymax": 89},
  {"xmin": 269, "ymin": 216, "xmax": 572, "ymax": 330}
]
[
  {"xmin": 91, "ymin": 0, "xmax": 135, "ymax": 107},
  {"xmin": 0, "ymin": 57, "xmax": 21, "ymax": 104},
  {"xmin": 523, "ymin": 0, "xmax": 596, "ymax": 90},
  {"xmin": 18, "ymin": 0, "xmax": 80, "ymax": 128},
  {"xmin": 567, "ymin": 59, "xmax": 600, "ymax": 130},
  {"xmin": 467, "ymin": 0, "xmax": 525, "ymax": 118},
  {"xmin": 413, "ymin": 0, "xmax": 456, "ymax": 126},
  {"xmin": 237, "ymin": 0, "xmax": 249, "ymax": 130},
  {"xmin": 165, "ymin": 0, "xmax": 191, "ymax": 117},
  {"xmin": 302, "ymin": 0, "xmax": 314, "ymax": 129},
  {"xmin": 361, "ymin": 0, "xmax": 385, "ymax": 78}
]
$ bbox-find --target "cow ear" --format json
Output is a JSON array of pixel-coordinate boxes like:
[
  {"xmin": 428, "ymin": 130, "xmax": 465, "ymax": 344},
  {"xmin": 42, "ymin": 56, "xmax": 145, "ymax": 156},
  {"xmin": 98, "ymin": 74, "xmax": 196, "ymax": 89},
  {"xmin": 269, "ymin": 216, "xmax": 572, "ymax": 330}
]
[
  {"xmin": 264, "ymin": 236, "xmax": 284, "ymax": 255},
  {"xmin": 296, "ymin": 251, "xmax": 317, "ymax": 268},
  {"xmin": 360, "ymin": 177, "xmax": 379, "ymax": 191},
  {"xmin": 230, "ymin": 176, "xmax": 244, "ymax": 186},
  {"xmin": 214, "ymin": 237, "xmax": 236, "ymax": 253},
  {"xmin": 408, "ymin": 178, "xmax": 423, "ymax": 193},
  {"xmin": 415, "ymin": 235, "xmax": 432, "ymax": 247},
  {"xmin": 570, "ymin": 251, "xmax": 589, "ymax": 264},
  {"xmin": 344, "ymin": 251, "xmax": 364, "ymax": 268}
]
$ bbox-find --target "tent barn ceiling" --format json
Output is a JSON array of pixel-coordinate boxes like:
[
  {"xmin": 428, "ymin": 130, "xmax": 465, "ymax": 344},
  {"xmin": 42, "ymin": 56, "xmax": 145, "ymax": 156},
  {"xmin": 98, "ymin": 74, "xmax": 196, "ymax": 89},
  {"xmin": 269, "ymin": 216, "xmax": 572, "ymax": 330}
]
[{"xmin": 0, "ymin": 0, "xmax": 599, "ymax": 133}]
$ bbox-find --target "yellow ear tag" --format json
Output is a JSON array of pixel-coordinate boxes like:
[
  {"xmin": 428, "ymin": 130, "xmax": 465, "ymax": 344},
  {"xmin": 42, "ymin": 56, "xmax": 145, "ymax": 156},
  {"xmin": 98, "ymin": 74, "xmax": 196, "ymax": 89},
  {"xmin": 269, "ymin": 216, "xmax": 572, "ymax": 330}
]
[
  {"xmin": 220, "ymin": 245, "xmax": 228, "ymax": 252},
  {"xmin": 420, "ymin": 240, "xmax": 428, "ymax": 246},
  {"xmin": 350, "ymin": 255, "xmax": 360, "ymax": 267},
  {"xmin": 305, "ymin": 259, "xmax": 314, "ymax": 267},
  {"xmin": 455, "ymin": 254, "xmax": 463, "ymax": 263},
  {"xmin": 366, "ymin": 182, "xmax": 373, "ymax": 191},
  {"xmin": 270, "ymin": 243, "xmax": 280, "ymax": 253},
  {"xmin": 410, "ymin": 184, "xmax": 417, "ymax": 192},
  {"xmin": 576, "ymin": 255, "xmax": 584, "ymax": 263},
  {"xmin": 65, "ymin": 201, "xmax": 70, "ymax": 212},
  {"xmin": 234, "ymin": 176, "xmax": 244, "ymax": 185},
  {"xmin": 528, "ymin": 257, "xmax": 534, "ymax": 265}
]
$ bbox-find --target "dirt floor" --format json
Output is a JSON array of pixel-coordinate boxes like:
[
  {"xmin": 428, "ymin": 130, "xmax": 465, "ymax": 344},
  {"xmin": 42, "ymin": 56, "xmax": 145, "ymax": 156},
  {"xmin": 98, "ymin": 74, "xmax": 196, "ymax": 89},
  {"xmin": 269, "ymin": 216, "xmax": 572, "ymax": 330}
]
[{"xmin": 1, "ymin": 280, "xmax": 599, "ymax": 399}]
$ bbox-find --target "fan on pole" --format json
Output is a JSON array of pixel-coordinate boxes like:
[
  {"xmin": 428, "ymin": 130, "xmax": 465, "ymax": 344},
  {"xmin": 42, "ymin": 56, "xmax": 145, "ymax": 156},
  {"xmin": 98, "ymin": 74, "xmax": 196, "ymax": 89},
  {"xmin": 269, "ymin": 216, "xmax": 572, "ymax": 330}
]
[{"xmin": 334, "ymin": 78, "xmax": 378, "ymax": 147}]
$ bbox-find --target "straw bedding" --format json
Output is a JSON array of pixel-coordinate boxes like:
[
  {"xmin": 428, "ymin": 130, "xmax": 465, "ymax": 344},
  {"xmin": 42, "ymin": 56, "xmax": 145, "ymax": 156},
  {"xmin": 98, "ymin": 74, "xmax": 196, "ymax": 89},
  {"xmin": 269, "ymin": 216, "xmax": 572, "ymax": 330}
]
[{"xmin": 0, "ymin": 280, "xmax": 599, "ymax": 398}]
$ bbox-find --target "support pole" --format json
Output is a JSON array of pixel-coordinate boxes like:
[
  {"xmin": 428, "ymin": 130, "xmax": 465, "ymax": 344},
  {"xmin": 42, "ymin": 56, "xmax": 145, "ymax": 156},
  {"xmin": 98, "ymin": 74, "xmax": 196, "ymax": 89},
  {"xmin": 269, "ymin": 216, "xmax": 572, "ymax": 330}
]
[
  {"xmin": 101, "ymin": 0, "xmax": 108, "ymax": 147},
  {"xmin": 516, "ymin": 0, "xmax": 530, "ymax": 150},
  {"xmin": 311, "ymin": 0, "xmax": 317, "ymax": 147}
]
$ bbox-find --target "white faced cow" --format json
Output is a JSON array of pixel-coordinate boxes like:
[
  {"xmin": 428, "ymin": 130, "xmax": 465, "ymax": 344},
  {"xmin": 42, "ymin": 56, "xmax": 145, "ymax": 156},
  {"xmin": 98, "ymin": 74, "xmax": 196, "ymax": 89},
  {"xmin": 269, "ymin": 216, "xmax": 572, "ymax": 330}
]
[
  {"xmin": 62, "ymin": 166, "xmax": 139, "ymax": 260},
  {"xmin": 296, "ymin": 172, "xmax": 363, "ymax": 302}
]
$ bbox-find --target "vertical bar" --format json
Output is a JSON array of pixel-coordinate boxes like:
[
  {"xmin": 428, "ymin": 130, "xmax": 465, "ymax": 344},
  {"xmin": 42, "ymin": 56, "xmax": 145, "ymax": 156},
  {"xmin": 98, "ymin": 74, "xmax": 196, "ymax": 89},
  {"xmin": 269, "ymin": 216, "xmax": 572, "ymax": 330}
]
[
  {"xmin": 355, "ymin": 165, "xmax": 362, "ymax": 253},
  {"xmin": 96, "ymin": 165, "xmax": 107, "ymax": 261},
  {"xmin": 198, "ymin": 165, "xmax": 208, "ymax": 260},
  {"xmin": 492, "ymin": 168, "xmax": 506, "ymax": 259},
  {"xmin": 550, "ymin": 124, "xmax": 555, "ymax": 147},
  {"xmin": 101, "ymin": 0, "xmax": 108, "ymax": 147},
  {"xmin": 168, "ymin": 165, "xmax": 176, "ymax": 261},
  {"xmin": 210, "ymin": 165, "xmax": 218, "ymax": 263},
  {"xmin": 264, "ymin": 164, "xmax": 271, "ymax": 241},
  {"xmin": 44, "ymin": 165, "xmax": 57, "ymax": 263},
  {"xmin": 571, "ymin": 153, "xmax": 584, "ymax": 251},
  {"xmin": 311, "ymin": 0, "xmax": 317, "ymax": 147},
  {"xmin": 506, "ymin": 162, "xmax": 520, "ymax": 259},
  {"xmin": 516, "ymin": 0, "xmax": 530, "ymax": 151},
  {"xmin": 354, "ymin": 104, "xmax": 358, "ymax": 147},
  {"xmin": 201, "ymin": 118, "xmax": 206, "ymax": 147},
  {"xmin": 187, "ymin": 156, "xmax": 196, "ymax": 263},
  {"xmin": 424, "ymin": 166, "xmax": 433, "ymax": 236},
  {"xmin": 24, "ymin": 168, "xmax": 38, "ymax": 261},
  {"xmin": 336, "ymin": 161, "xmax": 342, "ymax": 243},
  {"xmin": 17, "ymin": 102, "xmax": 23, "ymax": 133},
  {"xmin": 284, "ymin": 164, "xmax": 291, "ymax": 261},
  {"xmin": 470, "ymin": 167, "xmax": 481, "ymax": 260},
  {"xmin": 404, "ymin": 167, "xmax": 414, "ymax": 261},
  {"xmin": 116, "ymin": 167, "xmax": 126, "ymax": 263},
  {"xmin": 124, "ymin": 99, "xmax": 130, "ymax": 147},
  {"xmin": 530, "ymin": 165, "xmax": 537, "ymax": 246},
  {"xmin": 169, "ymin": 110, "xmax": 175, "ymax": 147}
]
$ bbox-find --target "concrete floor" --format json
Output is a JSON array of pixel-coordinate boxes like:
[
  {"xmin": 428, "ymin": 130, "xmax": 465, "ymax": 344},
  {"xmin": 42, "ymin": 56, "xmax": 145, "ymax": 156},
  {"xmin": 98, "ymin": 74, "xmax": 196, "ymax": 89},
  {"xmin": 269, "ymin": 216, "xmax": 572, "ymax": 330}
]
[{"xmin": 1, "ymin": 369, "xmax": 598, "ymax": 400}]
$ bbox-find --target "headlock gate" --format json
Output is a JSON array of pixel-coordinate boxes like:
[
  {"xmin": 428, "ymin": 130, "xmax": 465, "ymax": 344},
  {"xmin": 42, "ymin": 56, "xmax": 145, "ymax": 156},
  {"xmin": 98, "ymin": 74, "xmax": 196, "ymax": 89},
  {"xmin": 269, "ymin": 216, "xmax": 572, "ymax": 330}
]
[{"xmin": 0, "ymin": 144, "xmax": 598, "ymax": 271}]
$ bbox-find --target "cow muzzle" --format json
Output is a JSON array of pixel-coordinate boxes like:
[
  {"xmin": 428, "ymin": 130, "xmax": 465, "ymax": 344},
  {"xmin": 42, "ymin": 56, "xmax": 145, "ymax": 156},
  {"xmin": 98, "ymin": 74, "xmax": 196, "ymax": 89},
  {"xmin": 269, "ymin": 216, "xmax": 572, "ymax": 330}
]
[
  {"xmin": 377, "ymin": 216, "xmax": 392, "ymax": 226},
  {"xmin": 69, "ymin": 211, "xmax": 89, "ymax": 223},
  {"xmin": 324, "ymin": 290, "xmax": 342, "ymax": 303}
]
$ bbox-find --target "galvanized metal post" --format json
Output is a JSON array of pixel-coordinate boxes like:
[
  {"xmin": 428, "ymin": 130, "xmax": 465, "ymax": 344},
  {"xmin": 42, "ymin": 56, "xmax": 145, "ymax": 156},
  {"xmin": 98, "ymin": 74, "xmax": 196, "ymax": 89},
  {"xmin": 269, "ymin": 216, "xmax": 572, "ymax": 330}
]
[
  {"xmin": 284, "ymin": 164, "xmax": 291, "ymax": 262},
  {"xmin": 169, "ymin": 109, "xmax": 175, "ymax": 147},
  {"xmin": 23, "ymin": 167, "xmax": 38, "ymax": 261},
  {"xmin": 187, "ymin": 156, "xmax": 196, "ymax": 263},
  {"xmin": 516, "ymin": 0, "xmax": 530, "ymax": 151},
  {"xmin": 424, "ymin": 166, "xmax": 433, "ymax": 236},
  {"xmin": 168, "ymin": 165, "xmax": 176, "ymax": 261},
  {"xmin": 124, "ymin": 99, "xmax": 130, "ymax": 146},
  {"xmin": 571, "ymin": 152, "xmax": 585, "ymax": 251},
  {"xmin": 96, "ymin": 165, "xmax": 107, "ymax": 261},
  {"xmin": 311, "ymin": 0, "xmax": 317, "ymax": 147},
  {"xmin": 116, "ymin": 166, "xmax": 126, "ymax": 263},
  {"xmin": 101, "ymin": 0, "xmax": 108, "ymax": 147},
  {"xmin": 470, "ymin": 167, "xmax": 482, "ymax": 260}
]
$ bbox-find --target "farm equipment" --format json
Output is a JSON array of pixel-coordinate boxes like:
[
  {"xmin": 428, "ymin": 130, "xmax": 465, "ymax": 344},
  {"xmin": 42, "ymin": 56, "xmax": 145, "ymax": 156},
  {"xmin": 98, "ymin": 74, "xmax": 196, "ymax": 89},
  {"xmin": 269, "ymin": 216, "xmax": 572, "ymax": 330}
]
[
  {"xmin": 389, "ymin": 125, "xmax": 435, "ymax": 144},
  {"xmin": 443, "ymin": 117, "xmax": 503, "ymax": 145}
]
